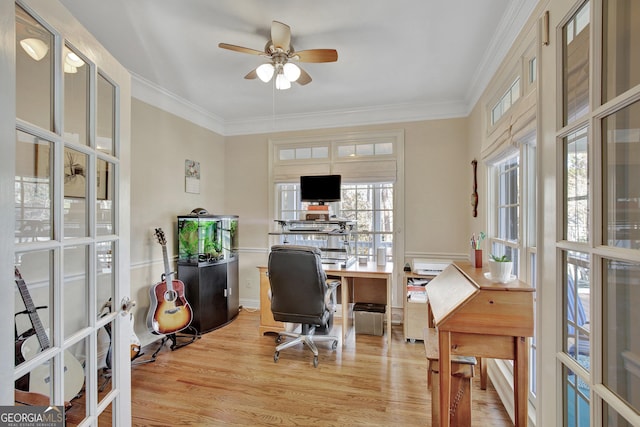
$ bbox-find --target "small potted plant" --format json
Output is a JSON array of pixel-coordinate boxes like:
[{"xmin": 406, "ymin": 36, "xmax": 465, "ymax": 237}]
[{"xmin": 488, "ymin": 254, "xmax": 513, "ymax": 283}]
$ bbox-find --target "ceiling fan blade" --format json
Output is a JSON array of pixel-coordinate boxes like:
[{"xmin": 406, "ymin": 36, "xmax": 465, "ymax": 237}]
[
  {"xmin": 218, "ymin": 43, "xmax": 265, "ymax": 56},
  {"xmin": 271, "ymin": 21, "xmax": 291, "ymax": 52},
  {"xmin": 244, "ymin": 69, "xmax": 258, "ymax": 80},
  {"xmin": 294, "ymin": 49, "xmax": 338, "ymax": 63},
  {"xmin": 296, "ymin": 67, "xmax": 312, "ymax": 85}
]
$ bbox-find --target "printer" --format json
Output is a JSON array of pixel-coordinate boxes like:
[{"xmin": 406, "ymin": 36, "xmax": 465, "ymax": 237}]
[{"xmin": 411, "ymin": 259, "xmax": 451, "ymax": 276}]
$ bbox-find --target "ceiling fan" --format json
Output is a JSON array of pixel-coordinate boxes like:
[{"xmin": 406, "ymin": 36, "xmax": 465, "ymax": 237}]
[{"xmin": 218, "ymin": 20, "xmax": 338, "ymax": 90}]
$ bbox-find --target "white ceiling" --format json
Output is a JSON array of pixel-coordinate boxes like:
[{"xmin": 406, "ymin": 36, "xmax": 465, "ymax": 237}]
[{"xmin": 58, "ymin": 0, "xmax": 537, "ymax": 135}]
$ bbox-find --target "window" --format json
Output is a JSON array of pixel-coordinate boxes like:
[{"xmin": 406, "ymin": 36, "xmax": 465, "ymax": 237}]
[
  {"xmin": 491, "ymin": 78, "xmax": 521, "ymax": 126},
  {"xmin": 274, "ymin": 182, "xmax": 394, "ymax": 262},
  {"xmin": 490, "ymin": 154, "xmax": 521, "ymax": 274},
  {"xmin": 488, "ymin": 140, "xmax": 537, "ymax": 403}
]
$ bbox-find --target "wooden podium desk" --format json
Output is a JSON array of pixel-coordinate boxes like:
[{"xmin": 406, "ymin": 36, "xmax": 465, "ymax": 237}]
[
  {"xmin": 257, "ymin": 262, "xmax": 394, "ymax": 351},
  {"xmin": 425, "ymin": 261, "xmax": 534, "ymax": 427}
]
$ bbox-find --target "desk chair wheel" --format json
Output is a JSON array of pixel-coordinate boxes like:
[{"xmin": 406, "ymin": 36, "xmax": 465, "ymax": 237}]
[
  {"xmin": 275, "ymin": 335, "xmax": 283, "ymax": 344},
  {"xmin": 274, "ymin": 351, "xmax": 280, "ymax": 362},
  {"xmin": 313, "ymin": 355, "xmax": 319, "ymax": 368},
  {"xmin": 332, "ymin": 340, "xmax": 338, "ymax": 350}
]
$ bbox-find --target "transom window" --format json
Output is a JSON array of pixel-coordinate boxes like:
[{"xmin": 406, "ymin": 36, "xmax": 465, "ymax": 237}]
[{"xmin": 491, "ymin": 78, "xmax": 521, "ymax": 126}]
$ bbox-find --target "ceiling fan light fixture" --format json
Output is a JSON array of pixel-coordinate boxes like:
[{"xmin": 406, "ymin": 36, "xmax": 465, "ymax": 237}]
[
  {"xmin": 20, "ymin": 38, "xmax": 49, "ymax": 61},
  {"xmin": 282, "ymin": 62, "xmax": 301, "ymax": 82},
  {"xmin": 64, "ymin": 48, "xmax": 85, "ymax": 68},
  {"xmin": 256, "ymin": 63, "xmax": 275, "ymax": 82},
  {"xmin": 64, "ymin": 63, "xmax": 78, "ymax": 74},
  {"xmin": 275, "ymin": 73, "xmax": 291, "ymax": 90}
]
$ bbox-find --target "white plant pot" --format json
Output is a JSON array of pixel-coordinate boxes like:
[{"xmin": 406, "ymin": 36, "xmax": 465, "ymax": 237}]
[{"xmin": 488, "ymin": 260, "xmax": 513, "ymax": 283}]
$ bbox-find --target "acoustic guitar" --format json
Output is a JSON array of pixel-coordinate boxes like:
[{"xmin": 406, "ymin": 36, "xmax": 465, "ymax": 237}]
[
  {"xmin": 14, "ymin": 267, "xmax": 85, "ymax": 402},
  {"xmin": 146, "ymin": 228, "xmax": 193, "ymax": 335}
]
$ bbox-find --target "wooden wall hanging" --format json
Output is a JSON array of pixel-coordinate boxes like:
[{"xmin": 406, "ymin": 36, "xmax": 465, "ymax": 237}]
[{"xmin": 471, "ymin": 159, "xmax": 478, "ymax": 217}]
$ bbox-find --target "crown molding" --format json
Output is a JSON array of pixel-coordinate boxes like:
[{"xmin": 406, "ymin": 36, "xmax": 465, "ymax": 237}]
[
  {"xmin": 131, "ymin": 73, "xmax": 468, "ymax": 137},
  {"xmin": 222, "ymin": 100, "xmax": 468, "ymax": 136},
  {"xmin": 465, "ymin": 0, "xmax": 539, "ymax": 112},
  {"xmin": 131, "ymin": 72, "xmax": 226, "ymax": 135}
]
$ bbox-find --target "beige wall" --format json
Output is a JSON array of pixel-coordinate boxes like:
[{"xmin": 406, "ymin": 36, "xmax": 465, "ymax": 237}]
[
  {"xmin": 129, "ymin": 99, "xmax": 225, "ymax": 344},
  {"xmin": 223, "ymin": 120, "xmax": 472, "ymax": 308}
]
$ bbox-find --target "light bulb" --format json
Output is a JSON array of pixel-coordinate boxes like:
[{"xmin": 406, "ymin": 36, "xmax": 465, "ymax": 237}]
[
  {"xmin": 64, "ymin": 63, "xmax": 78, "ymax": 74},
  {"xmin": 283, "ymin": 63, "xmax": 301, "ymax": 82},
  {"xmin": 275, "ymin": 73, "xmax": 291, "ymax": 90},
  {"xmin": 20, "ymin": 38, "xmax": 49, "ymax": 61},
  {"xmin": 256, "ymin": 63, "xmax": 275, "ymax": 82},
  {"xmin": 64, "ymin": 49, "xmax": 85, "ymax": 68}
]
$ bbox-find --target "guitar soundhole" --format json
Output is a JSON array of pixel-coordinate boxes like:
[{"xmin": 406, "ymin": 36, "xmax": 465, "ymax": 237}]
[{"xmin": 163, "ymin": 289, "xmax": 178, "ymax": 303}]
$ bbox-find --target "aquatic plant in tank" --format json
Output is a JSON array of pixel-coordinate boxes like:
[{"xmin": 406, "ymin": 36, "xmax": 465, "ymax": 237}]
[
  {"xmin": 178, "ymin": 218, "xmax": 199, "ymax": 263},
  {"xmin": 201, "ymin": 220, "xmax": 222, "ymax": 261},
  {"xmin": 229, "ymin": 218, "xmax": 238, "ymax": 251},
  {"xmin": 178, "ymin": 217, "xmax": 222, "ymax": 264}
]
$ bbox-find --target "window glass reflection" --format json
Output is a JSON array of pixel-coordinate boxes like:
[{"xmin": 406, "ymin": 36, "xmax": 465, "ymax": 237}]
[
  {"xmin": 603, "ymin": 100, "xmax": 640, "ymax": 250},
  {"xmin": 602, "ymin": 0, "xmax": 640, "ymax": 102},
  {"xmin": 564, "ymin": 251, "xmax": 590, "ymax": 370},
  {"xmin": 97, "ymin": 241, "xmax": 115, "ymax": 309},
  {"xmin": 15, "ymin": 4, "xmax": 53, "ymax": 131},
  {"xmin": 64, "ymin": 245, "xmax": 89, "ymax": 339},
  {"xmin": 565, "ymin": 128, "xmax": 589, "ymax": 243},
  {"xmin": 563, "ymin": 1, "xmax": 590, "ymax": 125},
  {"xmin": 97, "ymin": 159, "xmax": 114, "ymax": 236},
  {"xmin": 97, "ymin": 74, "xmax": 115, "ymax": 155},
  {"xmin": 564, "ymin": 365, "xmax": 591, "ymax": 427},
  {"xmin": 64, "ymin": 45, "xmax": 89, "ymax": 146},
  {"xmin": 603, "ymin": 259, "xmax": 640, "ymax": 413},
  {"xmin": 15, "ymin": 131, "xmax": 52, "ymax": 243},
  {"xmin": 64, "ymin": 147, "xmax": 88, "ymax": 238}
]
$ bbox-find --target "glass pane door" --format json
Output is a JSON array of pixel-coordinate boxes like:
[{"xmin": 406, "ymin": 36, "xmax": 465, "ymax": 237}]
[{"xmin": 10, "ymin": 2, "xmax": 131, "ymax": 425}]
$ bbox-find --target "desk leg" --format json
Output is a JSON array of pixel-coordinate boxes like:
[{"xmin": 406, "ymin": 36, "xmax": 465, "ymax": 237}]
[
  {"xmin": 438, "ymin": 331, "xmax": 452, "ymax": 427},
  {"xmin": 514, "ymin": 336, "xmax": 529, "ymax": 427},
  {"xmin": 479, "ymin": 357, "xmax": 487, "ymax": 390},
  {"xmin": 341, "ymin": 276, "xmax": 350, "ymax": 346}
]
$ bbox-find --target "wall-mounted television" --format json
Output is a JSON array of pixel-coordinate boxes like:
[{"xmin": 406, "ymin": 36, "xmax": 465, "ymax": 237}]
[{"xmin": 300, "ymin": 174, "xmax": 342, "ymax": 204}]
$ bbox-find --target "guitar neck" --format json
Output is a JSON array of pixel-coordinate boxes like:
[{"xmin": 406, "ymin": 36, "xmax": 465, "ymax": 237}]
[
  {"xmin": 161, "ymin": 245, "xmax": 174, "ymax": 290},
  {"xmin": 15, "ymin": 272, "xmax": 50, "ymax": 350}
]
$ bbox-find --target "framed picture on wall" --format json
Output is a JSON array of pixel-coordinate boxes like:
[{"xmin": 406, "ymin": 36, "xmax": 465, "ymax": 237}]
[{"xmin": 64, "ymin": 148, "xmax": 87, "ymax": 198}]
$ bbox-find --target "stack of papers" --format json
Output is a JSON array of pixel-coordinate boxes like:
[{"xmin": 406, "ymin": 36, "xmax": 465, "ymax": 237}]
[
  {"xmin": 407, "ymin": 277, "xmax": 429, "ymax": 303},
  {"xmin": 408, "ymin": 292, "xmax": 428, "ymax": 303}
]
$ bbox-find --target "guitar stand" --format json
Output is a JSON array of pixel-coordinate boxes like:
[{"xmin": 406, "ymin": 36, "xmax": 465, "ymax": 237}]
[{"xmin": 141, "ymin": 326, "xmax": 201, "ymax": 364}]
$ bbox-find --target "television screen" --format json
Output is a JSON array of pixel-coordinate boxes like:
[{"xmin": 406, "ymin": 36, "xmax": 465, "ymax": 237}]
[{"xmin": 300, "ymin": 175, "xmax": 342, "ymax": 203}]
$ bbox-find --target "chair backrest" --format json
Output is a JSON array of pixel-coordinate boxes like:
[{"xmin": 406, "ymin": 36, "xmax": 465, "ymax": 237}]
[{"xmin": 268, "ymin": 245, "xmax": 329, "ymax": 325}]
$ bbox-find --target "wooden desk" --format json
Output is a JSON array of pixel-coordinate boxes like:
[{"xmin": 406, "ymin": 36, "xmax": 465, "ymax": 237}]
[
  {"xmin": 425, "ymin": 261, "xmax": 534, "ymax": 427},
  {"xmin": 257, "ymin": 262, "xmax": 394, "ymax": 351}
]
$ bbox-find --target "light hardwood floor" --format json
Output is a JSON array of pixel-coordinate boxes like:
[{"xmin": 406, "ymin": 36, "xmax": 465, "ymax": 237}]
[{"xmin": 118, "ymin": 309, "xmax": 512, "ymax": 426}]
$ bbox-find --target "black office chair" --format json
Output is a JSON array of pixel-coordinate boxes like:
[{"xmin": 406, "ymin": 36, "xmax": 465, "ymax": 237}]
[{"xmin": 268, "ymin": 245, "xmax": 339, "ymax": 367}]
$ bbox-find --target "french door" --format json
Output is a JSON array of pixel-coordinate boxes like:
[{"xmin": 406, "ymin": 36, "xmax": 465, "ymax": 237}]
[{"xmin": 2, "ymin": 1, "xmax": 131, "ymax": 425}]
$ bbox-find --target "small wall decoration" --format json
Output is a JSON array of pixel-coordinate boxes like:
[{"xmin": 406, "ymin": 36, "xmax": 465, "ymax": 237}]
[
  {"xmin": 471, "ymin": 159, "xmax": 478, "ymax": 217},
  {"xmin": 185, "ymin": 159, "xmax": 200, "ymax": 194}
]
